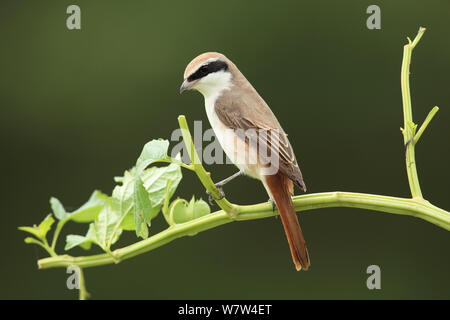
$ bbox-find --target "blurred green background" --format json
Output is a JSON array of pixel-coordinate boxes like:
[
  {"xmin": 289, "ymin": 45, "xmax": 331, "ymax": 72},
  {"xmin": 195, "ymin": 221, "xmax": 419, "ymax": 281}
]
[{"xmin": 1, "ymin": 0, "xmax": 449, "ymax": 299}]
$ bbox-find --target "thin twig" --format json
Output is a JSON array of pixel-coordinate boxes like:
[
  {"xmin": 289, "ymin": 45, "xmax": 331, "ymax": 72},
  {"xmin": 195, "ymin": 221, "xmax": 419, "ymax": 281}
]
[
  {"xmin": 401, "ymin": 27, "xmax": 427, "ymax": 198},
  {"xmin": 413, "ymin": 106, "xmax": 439, "ymax": 145},
  {"xmin": 177, "ymin": 116, "xmax": 238, "ymax": 214}
]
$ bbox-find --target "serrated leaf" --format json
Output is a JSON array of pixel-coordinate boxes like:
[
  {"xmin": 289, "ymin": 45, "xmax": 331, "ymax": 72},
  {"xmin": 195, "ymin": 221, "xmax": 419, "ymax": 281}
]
[
  {"xmin": 119, "ymin": 212, "xmax": 136, "ymax": 231},
  {"xmin": 162, "ymin": 180, "xmax": 174, "ymax": 224},
  {"xmin": 67, "ymin": 191, "xmax": 108, "ymax": 223},
  {"xmin": 93, "ymin": 198, "xmax": 122, "ymax": 249},
  {"xmin": 113, "ymin": 169, "xmax": 142, "ymax": 236},
  {"xmin": 38, "ymin": 214, "xmax": 55, "ymax": 236},
  {"xmin": 136, "ymin": 220, "xmax": 148, "ymax": 239},
  {"xmin": 113, "ymin": 167, "xmax": 170, "ymax": 238},
  {"xmin": 51, "ymin": 191, "xmax": 108, "ymax": 224},
  {"xmin": 113, "ymin": 142, "xmax": 182, "ymax": 238},
  {"xmin": 65, "ymin": 234, "xmax": 94, "ymax": 251},
  {"xmin": 142, "ymin": 162, "xmax": 182, "ymax": 210},
  {"xmin": 134, "ymin": 177, "xmax": 152, "ymax": 223},
  {"xmin": 113, "ymin": 170, "xmax": 136, "ymax": 216},
  {"xmin": 136, "ymin": 139, "xmax": 170, "ymax": 172},
  {"xmin": 65, "ymin": 223, "xmax": 96, "ymax": 251},
  {"xmin": 133, "ymin": 177, "xmax": 152, "ymax": 238},
  {"xmin": 112, "ymin": 170, "xmax": 135, "ymax": 206},
  {"xmin": 65, "ymin": 200, "xmax": 124, "ymax": 251},
  {"xmin": 18, "ymin": 214, "xmax": 55, "ymax": 240},
  {"xmin": 18, "ymin": 226, "xmax": 41, "ymax": 239}
]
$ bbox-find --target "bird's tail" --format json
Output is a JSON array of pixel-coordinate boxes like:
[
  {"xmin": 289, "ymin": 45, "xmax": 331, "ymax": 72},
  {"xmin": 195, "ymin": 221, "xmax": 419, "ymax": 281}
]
[{"xmin": 265, "ymin": 173, "xmax": 310, "ymax": 271}]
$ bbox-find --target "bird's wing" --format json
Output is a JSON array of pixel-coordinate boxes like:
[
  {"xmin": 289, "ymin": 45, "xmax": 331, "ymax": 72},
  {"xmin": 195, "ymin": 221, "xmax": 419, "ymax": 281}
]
[{"xmin": 214, "ymin": 95, "xmax": 306, "ymax": 191}]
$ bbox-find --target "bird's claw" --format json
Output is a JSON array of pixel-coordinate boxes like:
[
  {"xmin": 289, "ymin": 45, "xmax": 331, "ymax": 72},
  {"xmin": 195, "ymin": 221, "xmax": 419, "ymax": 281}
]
[{"xmin": 207, "ymin": 187, "xmax": 226, "ymax": 205}]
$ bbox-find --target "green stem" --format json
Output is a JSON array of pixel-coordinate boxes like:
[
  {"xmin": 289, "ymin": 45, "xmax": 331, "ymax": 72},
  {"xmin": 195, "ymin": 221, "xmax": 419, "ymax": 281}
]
[
  {"xmin": 413, "ymin": 106, "xmax": 439, "ymax": 145},
  {"xmin": 37, "ymin": 192, "xmax": 450, "ymax": 270},
  {"xmin": 51, "ymin": 220, "xmax": 65, "ymax": 251},
  {"xmin": 157, "ymin": 159, "xmax": 195, "ymax": 171},
  {"xmin": 76, "ymin": 266, "xmax": 89, "ymax": 300},
  {"xmin": 41, "ymin": 238, "xmax": 57, "ymax": 257},
  {"xmin": 26, "ymin": 238, "xmax": 57, "ymax": 257},
  {"xmin": 178, "ymin": 115, "xmax": 237, "ymax": 214},
  {"xmin": 401, "ymin": 27, "xmax": 426, "ymax": 198}
]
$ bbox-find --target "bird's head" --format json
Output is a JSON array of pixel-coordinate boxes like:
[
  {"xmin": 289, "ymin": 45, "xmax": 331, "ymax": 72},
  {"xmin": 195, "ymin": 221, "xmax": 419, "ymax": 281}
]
[{"xmin": 180, "ymin": 52, "xmax": 233, "ymax": 98}]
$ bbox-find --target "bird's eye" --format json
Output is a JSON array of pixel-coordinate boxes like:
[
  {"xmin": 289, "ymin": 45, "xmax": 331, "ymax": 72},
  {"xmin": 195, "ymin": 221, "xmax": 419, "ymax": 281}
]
[{"xmin": 199, "ymin": 65, "xmax": 208, "ymax": 73}]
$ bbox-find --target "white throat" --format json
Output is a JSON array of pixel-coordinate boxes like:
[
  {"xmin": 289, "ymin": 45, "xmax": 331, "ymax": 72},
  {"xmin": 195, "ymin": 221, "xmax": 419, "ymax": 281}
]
[{"xmin": 195, "ymin": 71, "xmax": 232, "ymax": 104}]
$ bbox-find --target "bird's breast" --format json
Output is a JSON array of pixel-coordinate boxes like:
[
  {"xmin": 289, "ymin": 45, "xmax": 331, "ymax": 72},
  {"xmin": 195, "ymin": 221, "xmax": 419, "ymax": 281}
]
[{"xmin": 204, "ymin": 99, "xmax": 262, "ymax": 180}]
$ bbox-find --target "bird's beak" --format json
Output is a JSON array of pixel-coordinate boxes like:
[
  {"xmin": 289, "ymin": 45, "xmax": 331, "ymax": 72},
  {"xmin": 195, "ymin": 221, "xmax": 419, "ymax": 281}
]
[{"xmin": 179, "ymin": 79, "xmax": 194, "ymax": 94}]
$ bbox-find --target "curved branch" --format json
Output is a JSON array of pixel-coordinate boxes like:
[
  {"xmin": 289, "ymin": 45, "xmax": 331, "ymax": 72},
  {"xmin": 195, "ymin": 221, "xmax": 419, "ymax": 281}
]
[{"xmin": 38, "ymin": 192, "xmax": 450, "ymax": 270}]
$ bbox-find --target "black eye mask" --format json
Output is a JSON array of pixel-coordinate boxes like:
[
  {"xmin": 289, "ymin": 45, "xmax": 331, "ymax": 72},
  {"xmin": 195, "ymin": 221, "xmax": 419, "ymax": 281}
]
[{"xmin": 187, "ymin": 60, "xmax": 229, "ymax": 82}]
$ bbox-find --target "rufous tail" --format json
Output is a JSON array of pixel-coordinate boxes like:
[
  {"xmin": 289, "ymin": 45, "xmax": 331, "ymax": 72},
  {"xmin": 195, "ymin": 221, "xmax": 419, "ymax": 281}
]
[{"xmin": 265, "ymin": 173, "xmax": 310, "ymax": 271}]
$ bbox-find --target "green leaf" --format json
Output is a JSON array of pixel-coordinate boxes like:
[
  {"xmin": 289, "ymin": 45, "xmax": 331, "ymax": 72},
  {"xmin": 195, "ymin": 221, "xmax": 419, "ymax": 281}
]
[
  {"xmin": 18, "ymin": 214, "xmax": 55, "ymax": 240},
  {"xmin": 18, "ymin": 226, "xmax": 41, "ymax": 239},
  {"xmin": 65, "ymin": 223, "xmax": 97, "ymax": 251},
  {"xmin": 64, "ymin": 200, "xmax": 124, "ymax": 251},
  {"xmin": 162, "ymin": 180, "xmax": 174, "ymax": 224},
  {"xmin": 93, "ymin": 198, "xmax": 122, "ymax": 249},
  {"xmin": 133, "ymin": 177, "xmax": 152, "ymax": 238},
  {"xmin": 119, "ymin": 211, "xmax": 136, "ymax": 231},
  {"xmin": 67, "ymin": 191, "xmax": 108, "ymax": 223},
  {"xmin": 136, "ymin": 139, "xmax": 170, "ymax": 172},
  {"xmin": 113, "ymin": 169, "xmax": 146, "ymax": 237},
  {"xmin": 65, "ymin": 234, "xmax": 94, "ymax": 251},
  {"xmin": 136, "ymin": 220, "xmax": 148, "ymax": 239},
  {"xmin": 113, "ymin": 164, "xmax": 181, "ymax": 238},
  {"xmin": 24, "ymin": 237, "xmax": 36, "ymax": 244},
  {"xmin": 113, "ymin": 141, "xmax": 182, "ymax": 238},
  {"xmin": 143, "ymin": 160, "xmax": 182, "ymax": 228},
  {"xmin": 51, "ymin": 191, "xmax": 107, "ymax": 223},
  {"xmin": 112, "ymin": 169, "xmax": 135, "ymax": 209},
  {"xmin": 38, "ymin": 214, "xmax": 55, "ymax": 236},
  {"xmin": 50, "ymin": 197, "xmax": 67, "ymax": 220},
  {"xmin": 142, "ymin": 162, "xmax": 182, "ymax": 210}
]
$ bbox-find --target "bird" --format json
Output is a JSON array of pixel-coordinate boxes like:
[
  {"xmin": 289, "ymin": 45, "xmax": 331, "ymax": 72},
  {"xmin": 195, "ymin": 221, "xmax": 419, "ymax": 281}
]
[{"xmin": 180, "ymin": 52, "xmax": 310, "ymax": 271}]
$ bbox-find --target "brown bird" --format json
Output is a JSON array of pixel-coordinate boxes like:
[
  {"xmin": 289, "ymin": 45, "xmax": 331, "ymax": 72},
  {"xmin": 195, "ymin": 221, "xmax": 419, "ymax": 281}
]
[{"xmin": 180, "ymin": 52, "xmax": 310, "ymax": 271}]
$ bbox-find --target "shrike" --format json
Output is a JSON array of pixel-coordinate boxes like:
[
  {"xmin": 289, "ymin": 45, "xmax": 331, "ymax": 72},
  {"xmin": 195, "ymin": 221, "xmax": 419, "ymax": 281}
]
[{"xmin": 180, "ymin": 52, "xmax": 310, "ymax": 271}]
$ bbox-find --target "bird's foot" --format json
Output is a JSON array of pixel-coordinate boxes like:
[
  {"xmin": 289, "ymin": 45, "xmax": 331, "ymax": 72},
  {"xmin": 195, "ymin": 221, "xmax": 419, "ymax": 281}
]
[{"xmin": 207, "ymin": 186, "xmax": 226, "ymax": 205}]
